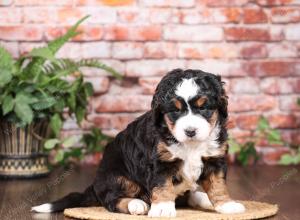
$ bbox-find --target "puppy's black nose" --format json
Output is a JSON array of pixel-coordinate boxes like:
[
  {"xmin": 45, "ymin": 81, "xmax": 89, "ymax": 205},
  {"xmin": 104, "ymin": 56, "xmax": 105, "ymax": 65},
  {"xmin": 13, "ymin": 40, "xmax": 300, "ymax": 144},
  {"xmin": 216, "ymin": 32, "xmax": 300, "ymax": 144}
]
[{"xmin": 184, "ymin": 129, "xmax": 196, "ymax": 137}]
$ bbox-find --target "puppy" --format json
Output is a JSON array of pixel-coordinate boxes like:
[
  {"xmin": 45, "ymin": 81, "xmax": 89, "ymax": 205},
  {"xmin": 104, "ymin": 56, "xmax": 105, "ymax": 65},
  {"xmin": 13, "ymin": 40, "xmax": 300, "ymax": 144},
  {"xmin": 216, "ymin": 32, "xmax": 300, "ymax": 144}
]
[{"xmin": 32, "ymin": 69, "xmax": 245, "ymax": 217}]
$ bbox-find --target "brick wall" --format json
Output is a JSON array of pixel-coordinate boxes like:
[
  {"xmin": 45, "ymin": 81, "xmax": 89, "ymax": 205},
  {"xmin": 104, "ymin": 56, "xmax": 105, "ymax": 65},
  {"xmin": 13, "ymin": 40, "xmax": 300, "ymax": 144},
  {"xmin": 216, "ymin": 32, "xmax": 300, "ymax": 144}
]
[{"xmin": 1, "ymin": 0, "xmax": 300, "ymax": 164}]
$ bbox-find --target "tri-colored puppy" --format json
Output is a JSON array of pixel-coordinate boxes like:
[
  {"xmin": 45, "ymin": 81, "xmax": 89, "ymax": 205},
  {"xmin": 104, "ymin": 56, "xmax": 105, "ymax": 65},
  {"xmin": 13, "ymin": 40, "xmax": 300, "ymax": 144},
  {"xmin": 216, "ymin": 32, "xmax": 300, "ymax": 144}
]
[{"xmin": 32, "ymin": 69, "xmax": 245, "ymax": 217}]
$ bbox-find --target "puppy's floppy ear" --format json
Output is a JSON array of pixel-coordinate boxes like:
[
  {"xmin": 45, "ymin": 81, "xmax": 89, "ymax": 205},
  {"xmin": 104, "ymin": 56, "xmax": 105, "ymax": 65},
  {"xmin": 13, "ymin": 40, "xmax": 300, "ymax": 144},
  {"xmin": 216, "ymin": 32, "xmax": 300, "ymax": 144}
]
[{"xmin": 152, "ymin": 105, "xmax": 164, "ymax": 127}]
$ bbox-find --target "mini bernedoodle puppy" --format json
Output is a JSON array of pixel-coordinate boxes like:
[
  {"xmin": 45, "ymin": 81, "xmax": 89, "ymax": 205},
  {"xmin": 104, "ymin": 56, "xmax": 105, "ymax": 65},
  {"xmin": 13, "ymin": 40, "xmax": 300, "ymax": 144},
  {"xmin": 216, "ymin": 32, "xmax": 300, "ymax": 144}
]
[{"xmin": 32, "ymin": 69, "xmax": 246, "ymax": 217}]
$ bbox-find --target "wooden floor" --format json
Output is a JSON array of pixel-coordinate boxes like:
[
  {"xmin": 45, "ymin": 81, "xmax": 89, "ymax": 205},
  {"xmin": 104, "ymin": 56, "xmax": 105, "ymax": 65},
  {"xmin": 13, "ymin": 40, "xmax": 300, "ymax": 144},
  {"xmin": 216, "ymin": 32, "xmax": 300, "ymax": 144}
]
[{"xmin": 0, "ymin": 165, "xmax": 299, "ymax": 220}]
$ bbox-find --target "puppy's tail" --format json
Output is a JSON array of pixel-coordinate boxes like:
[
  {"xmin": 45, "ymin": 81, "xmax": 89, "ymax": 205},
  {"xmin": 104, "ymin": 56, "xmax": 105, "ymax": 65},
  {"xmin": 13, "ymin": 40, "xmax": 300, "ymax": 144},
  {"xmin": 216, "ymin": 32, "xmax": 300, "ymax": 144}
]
[{"xmin": 31, "ymin": 185, "xmax": 99, "ymax": 213}]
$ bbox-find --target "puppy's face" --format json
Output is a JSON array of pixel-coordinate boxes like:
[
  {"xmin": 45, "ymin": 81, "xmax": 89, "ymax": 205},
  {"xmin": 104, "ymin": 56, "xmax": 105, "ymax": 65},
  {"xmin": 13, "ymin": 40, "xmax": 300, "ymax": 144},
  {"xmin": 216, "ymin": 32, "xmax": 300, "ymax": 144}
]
[{"xmin": 152, "ymin": 70, "xmax": 226, "ymax": 143}]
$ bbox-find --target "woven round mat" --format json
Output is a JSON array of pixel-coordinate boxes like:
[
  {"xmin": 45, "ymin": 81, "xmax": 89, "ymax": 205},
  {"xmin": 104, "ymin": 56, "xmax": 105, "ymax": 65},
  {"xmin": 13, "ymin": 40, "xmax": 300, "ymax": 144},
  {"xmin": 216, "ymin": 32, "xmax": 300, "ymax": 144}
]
[{"xmin": 64, "ymin": 201, "xmax": 278, "ymax": 220}]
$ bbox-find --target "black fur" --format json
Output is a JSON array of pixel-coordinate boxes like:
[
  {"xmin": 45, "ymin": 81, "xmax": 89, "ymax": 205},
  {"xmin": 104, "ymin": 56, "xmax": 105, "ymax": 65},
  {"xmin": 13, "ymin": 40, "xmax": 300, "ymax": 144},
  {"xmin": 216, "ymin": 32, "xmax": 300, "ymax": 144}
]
[{"xmin": 38, "ymin": 69, "xmax": 229, "ymax": 213}]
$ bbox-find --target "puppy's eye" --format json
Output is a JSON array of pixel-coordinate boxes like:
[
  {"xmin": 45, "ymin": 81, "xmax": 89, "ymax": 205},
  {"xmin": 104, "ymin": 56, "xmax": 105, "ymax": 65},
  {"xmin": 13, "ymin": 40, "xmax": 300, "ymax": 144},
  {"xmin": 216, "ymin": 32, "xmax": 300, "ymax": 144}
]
[
  {"xmin": 173, "ymin": 99, "xmax": 182, "ymax": 111},
  {"xmin": 195, "ymin": 97, "xmax": 207, "ymax": 108}
]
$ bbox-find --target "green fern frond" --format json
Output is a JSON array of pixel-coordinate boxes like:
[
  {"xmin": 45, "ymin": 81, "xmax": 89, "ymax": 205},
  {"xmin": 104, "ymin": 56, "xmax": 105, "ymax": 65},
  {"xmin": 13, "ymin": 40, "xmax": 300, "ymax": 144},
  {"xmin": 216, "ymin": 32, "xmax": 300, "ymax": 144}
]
[
  {"xmin": 48, "ymin": 15, "xmax": 90, "ymax": 54},
  {"xmin": 77, "ymin": 59, "xmax": 122, "ymax": 79}
]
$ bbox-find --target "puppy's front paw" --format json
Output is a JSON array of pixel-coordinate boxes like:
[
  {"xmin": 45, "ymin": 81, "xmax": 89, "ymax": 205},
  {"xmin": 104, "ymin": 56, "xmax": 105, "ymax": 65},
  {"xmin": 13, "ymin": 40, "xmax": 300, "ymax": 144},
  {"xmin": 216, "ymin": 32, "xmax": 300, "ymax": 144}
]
[
  {"xmin": 128, "ymin": 199, "xmax": 149, "ymax": 215},
  {"xmin": 148, "ymin": 201, "xmax": 176, "ymax": 218},
  {"xmin": 215, "ymin": 201, "xmax": 246, "ymax": 214}
]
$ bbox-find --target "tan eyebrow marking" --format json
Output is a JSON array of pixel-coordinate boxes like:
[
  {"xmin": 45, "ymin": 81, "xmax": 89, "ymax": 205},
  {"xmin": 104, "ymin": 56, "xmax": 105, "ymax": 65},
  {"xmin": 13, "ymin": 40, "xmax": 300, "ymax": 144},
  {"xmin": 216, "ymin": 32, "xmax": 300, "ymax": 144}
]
[
  {"xmin": 195, "ymin": 96, "xmax": 207, "ymax": 107},
  {"xmin": 173, "ymin": 99, "xmax": 182, "ymax": 110}
]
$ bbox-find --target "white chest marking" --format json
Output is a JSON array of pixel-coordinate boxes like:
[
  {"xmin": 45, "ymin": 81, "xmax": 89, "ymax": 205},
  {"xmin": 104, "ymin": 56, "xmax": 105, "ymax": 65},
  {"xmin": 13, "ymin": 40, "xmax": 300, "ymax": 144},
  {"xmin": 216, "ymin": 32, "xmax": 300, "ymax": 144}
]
[{"xmin": 167, "ymin": 125, "xmax": 221, "ymax": 187}]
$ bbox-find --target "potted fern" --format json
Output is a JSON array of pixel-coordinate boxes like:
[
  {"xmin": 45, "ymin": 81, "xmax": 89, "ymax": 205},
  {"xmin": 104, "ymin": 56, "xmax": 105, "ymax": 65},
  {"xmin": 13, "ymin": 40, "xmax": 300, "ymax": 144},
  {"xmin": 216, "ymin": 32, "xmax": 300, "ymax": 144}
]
[{"xmin": 0, "ymin": 16, "xmax": 120, "ymax": 178}]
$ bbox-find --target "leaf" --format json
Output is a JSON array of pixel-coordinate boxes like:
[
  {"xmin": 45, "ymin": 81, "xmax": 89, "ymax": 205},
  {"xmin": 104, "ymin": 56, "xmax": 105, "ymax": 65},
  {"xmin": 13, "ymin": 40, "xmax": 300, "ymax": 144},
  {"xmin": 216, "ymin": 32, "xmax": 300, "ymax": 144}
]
[
  {"xmin": 15, "ymin": 92, "xmax": 38, "ymax": 104},
  {"xmin": 279, "ymin": 154, "xmax": 296, "ymax": 165},
  {"xmin": 257, "ymin": 116, "xmax": 269, "ymax": 131},
  {"xmin": 32, "ymin": 96, "xmax": 57, "ymax": 110},
  {"xmin": 83, "ymin": 82, "xmax": 94, "ymax": 97},
  {"xmin": 297, "ymin": 98, "xmax": 300, "ymax": 106},
  {"xmin": 44, "ymin": 138, "xmax": 60, "ymax": 150},
  {"xmin": 2, "ymin": 95, "xmax": 14, "ymax": 115},
  {"xmin": 55, "ymin": 149, "xmax": 65, "ymax": 163},
  {"xmin": 75, "ymin": 107, "xmax": 86, "ymax": 123},
  {"xmin": 50, "ymin": 114, "xmax": 62, "ymax": 137},
  {"xmin": 0, "ymin": 46, "xmax": 14, "ymax": 69},
  {"xmin": 62, "ymin": 136, "xmax": 81, "ymax": 148},
  {"xmin": 267, "ymin": 130, "xmax": 283, "ymax": 144},
  {"xmin": 28, "ymin": 47, "xmax": 56, "ymax": 62},
  {"xmin": 14, "ymin": 102, "xmax": 33, "ymax": 124},
  {"xmin": 67, "ymin": 93, "xmax": 76, "ymax": 111},
  {"xmin": 0, "ymin": 68, "xmax": 12, "ymax": 88},
  {"xmin": 228, "ymin": 138, "xmax": 241, "ymax": 154}
]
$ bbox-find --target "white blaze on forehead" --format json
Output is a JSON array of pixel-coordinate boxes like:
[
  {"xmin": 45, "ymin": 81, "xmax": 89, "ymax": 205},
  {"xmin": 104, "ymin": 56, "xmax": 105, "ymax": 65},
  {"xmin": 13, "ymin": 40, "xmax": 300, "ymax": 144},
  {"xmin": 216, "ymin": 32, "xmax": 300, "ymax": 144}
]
[{"xmin": 175, "ymin": 78, "xmax": 198, "ymax": 101}]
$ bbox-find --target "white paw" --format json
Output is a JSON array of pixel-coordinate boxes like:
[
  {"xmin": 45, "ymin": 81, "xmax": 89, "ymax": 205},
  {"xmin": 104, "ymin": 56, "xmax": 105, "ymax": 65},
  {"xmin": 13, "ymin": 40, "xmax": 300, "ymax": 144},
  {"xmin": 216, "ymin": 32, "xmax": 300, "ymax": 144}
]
[
  {"xmin": 31, "ymin": 203, "xmax": 53, "ymax": 213},
  {"xmin": 188, "ymin": 191, "xmax": 213, "ymax": 210},
  {"xmin": 148, "ymin": 201, "xmax": 176, "ymax": 218},
  {"xmin": 128, "ymin": 199, "xmax": 149, "ymax": 215},
  {"xmin": 215, "ymin": 201, "xmax": 246, "ymax": 214}
]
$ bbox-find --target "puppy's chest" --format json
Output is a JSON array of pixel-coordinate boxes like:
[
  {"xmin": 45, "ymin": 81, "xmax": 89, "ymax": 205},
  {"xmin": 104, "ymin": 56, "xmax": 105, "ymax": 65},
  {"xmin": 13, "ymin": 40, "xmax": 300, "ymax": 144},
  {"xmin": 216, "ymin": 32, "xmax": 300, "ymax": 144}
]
[{"xmin": 168, "ymin": 144, "xmax": 204, "ymax": 191}]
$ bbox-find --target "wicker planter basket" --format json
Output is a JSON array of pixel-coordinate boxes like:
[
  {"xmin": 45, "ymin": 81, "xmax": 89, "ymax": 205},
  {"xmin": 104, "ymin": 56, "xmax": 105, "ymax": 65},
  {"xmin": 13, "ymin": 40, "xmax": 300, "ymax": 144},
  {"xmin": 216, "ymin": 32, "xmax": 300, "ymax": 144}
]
[{"xmin": 0, "ymin": 119, "xmax": 51, "ymax": 179}]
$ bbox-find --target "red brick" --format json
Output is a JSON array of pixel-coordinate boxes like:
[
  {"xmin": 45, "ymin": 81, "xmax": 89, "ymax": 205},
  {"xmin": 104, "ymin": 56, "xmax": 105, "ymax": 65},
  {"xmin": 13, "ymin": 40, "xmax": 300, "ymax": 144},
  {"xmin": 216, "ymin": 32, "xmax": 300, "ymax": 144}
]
[
  {"xmin": 228, "ymin": 95, "xmax": 277, "ymax": 112},
  {"xmin": 177, "ymin": 9, "xmax": 210, "ymax": 24},
  {"xmin": 231, "ymin": 78, "xmax": 260, "ymax": 94},
  {"xmin": 271, "ymin": 8, "xmax": 300, "ymax": 23},
  {"xmin": 150, "ymin": 9, "xmax": 173, "ymax": 24},
  {"xmin": 0, "ymin": 25, "xmax": 43, "ymax": 41},
  {"xmin": 56, "ymin": 42, "xmax": 81, "ymax": 59},
  {"xmin": 256, "ymin": 0, "xmax": 299, "ymax": 6},
  {"xmin": 112, "ymin": 42, "xmax": 144, "ymax": 59},
  {"xmin": 226, "ymin": 115, "xmax": 237, "ymax": 129},
  {"xmin": 268, "ymin": 114, "xmax": 300, "ymax": 129},
  {"xmin": 0, "ymin": 8, "xmax": 22, "ymax": 24},
  {"xmin": 244, "ymin": 61, "xmax": 297, "ymax": 77},
  {"xmin": 210, "ymin": 8, "xmax": 241, "ymax": 23},
  {"xmin": 206, "ymin": 0, "xmax": 248, "ymax": 6},
  {"xmin": 228, "ymin": 129, "xmax": 252, "ymax": 140},
  {"xmin": 81, "ymin": 42, "xmax": 111, "ymax": 58},
  {"xmin": 104, "ymin": 25, "xmax": 161, "ymax": 41},
  {"xmin": 187, "ymin": 60, "xmax": 245, "ymax": 77},
  {"xmin": 45, "ymin": 25, "xmax": 103, "ymax": 41},
  {"xmin": 126, "ymin": 60, "xmax": 186, "ymax": 77},
  {"xmin": 239, "ymin": 43, "xmax": 267, "ymax": 58},
  {"xmin": 236, "ymin": 114, "xmax": 260, "ymax": 130},
  {"xmin": 144, "ymin": 42, "xmax": 176, "ymax": 59},
  {"xmin": 80, "ymin": 8, "xmax": 117, "ymax": 24},
  {"xmin": 225, "ymin": 27, "xmax": 271, "ymax": 41},
  {"xmin": 89, "ymin": 113, "xmax": 141, "ymax": 130},
  {"xmin": 138, "ymin": 77, "xmax": 162, "ymax": 94},
  {"xmin": 164, "ymin": 25, "xmax": 223, "ymax": 42},
  {"xmin": 280, "ymin": 96, "xmax": 300, "ymax": 111},
  {"xmin": 281, "ymin": 130, "xmax": 300, "ymax": 145},
  {"xmin": 267, "ymin": 43, "xmax": 298, "ymax": 58},
  {"xmin": 23, "ymin": 7, "xmax": 58, "ymax": 24},
  {"xmin": 95, "ymin": 95, "xmax": 152, "ymax": 113},
  {"xmin": 178, "ymin": 43, "xmax": 239, "ymax": 59},
  {"xmin": 15, "ymin": 0, "xmax": 73, "ymax": 5},
  {"xmin": 0, "ymin": 0, "xmax": 13, "ymax": 5},
  {"xmin": 244, "ymin": 8, "xmax": 268, "ymax": 24},
  {"xmin": 260, "ymin": 78, "xmax": 296, "ymax": 94},
  {"xmin": 76, "ymin": 0, "xmax": 135, "ymax": 6},
  {"xmin": 85, "ymin": 77, "xmax": 110, "ymax": 94},
  {"xmin": 141, "ymin": 0, "xmax": 195, "ymax": 8},
  {"xmin": 285, "ymin": 24, "xmax": 300, "ymax": 40},
  {"xmin": 117, "ymin": 9, "xmax": 147, "ymax": 23}
]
